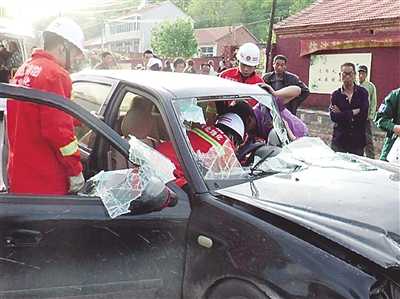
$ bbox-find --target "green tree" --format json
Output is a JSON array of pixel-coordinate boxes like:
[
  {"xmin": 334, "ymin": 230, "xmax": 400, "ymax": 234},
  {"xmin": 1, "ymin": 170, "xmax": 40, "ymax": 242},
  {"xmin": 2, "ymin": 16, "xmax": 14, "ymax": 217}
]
[
  {"xmin": 0, "ymin": 6, "xmax": 12, "ymax": 19},
  {"xmin": 171, "ymin": 0, "xmax": 193, "ymax": 13},
  {"xmin": 150, "ymin": 18, "xmax": 198, "ymax": 58},
  {"xmin": 187, "ymin": 0, "xmax": 317, "ymax": 42}
]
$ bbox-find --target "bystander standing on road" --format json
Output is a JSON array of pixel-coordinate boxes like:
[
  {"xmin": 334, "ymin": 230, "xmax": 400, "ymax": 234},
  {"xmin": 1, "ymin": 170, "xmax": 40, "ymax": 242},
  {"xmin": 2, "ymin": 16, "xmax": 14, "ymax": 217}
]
[
  {"xmin": 163, "ymin": 60, "xmax": 172, "ymax": 72},
  {"xmin": 142, "ymin": 50, "xmax": 153, "ymax": 70},
  {"xmin": 263, "ymin": 54, "xmax": 310, "ymax": 115},
  {"xmin": 94, "ymin": 51, "xmax": 113, "ymax": 70},
  {"xmin": 199, "ymin": 63, "xmax": 211, "ymax": 75},
  {"xmin": 374, "ymin": 88, "xmax": 400, "ymax": 161},
  {"xmin": 173, "ymin": 57, "xmax": 186, "ymax": 73},
  {"xmin": 147, "ymin": 57, "xmax": 162, "ymax": 71},
  {"xmin": 6, "ymin": 17, "xmax": 85, "ymax": 195},
  {"xmin": 208, "ymin": 60, "xmax": 217, "ymax": 76},
  {"xmin": 184, "ymin": 59, "xmax": 196, "ymax": 74},
  {"xmin": 357, "ymin": 65, "xmax": 377, "ymax": 158},
  {"xmin": 5, "ymin": 41, "xmax": 23, "ymax": 79},
  {"xmin": 217, "ymin": 60, "xmax": 226, "ymax": 75},
  {"xmin": 329, "ymin": 62, "xmax": 369, "ymax": 156}
]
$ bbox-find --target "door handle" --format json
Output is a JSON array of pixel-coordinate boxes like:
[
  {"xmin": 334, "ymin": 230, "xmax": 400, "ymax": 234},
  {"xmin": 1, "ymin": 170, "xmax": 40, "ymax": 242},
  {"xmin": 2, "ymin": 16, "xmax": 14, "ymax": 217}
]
[{"xmin": 4, "ymin": 229, "xmax": 43, "ymax": 247}]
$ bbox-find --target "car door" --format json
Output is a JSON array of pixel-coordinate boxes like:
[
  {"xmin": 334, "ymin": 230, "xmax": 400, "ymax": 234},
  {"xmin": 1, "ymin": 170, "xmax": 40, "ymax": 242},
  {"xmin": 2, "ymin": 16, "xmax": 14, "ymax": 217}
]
[{"xmin": 0, "ymin": 84, "xmax": 190, "ymax": 298}]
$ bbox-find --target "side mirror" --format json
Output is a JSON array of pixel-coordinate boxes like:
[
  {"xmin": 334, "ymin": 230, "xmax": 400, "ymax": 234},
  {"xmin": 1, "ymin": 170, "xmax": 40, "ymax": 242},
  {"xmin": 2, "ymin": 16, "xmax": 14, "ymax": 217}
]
[{"xmin": 130, "ymin": 177, "xmax": 178, "ymax": 214}]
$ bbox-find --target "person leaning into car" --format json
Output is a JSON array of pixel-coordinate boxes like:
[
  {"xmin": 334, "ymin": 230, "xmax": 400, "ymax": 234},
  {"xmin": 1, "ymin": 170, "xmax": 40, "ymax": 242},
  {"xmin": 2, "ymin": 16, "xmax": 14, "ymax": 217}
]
[
  {"xmin": 156, "ymin": 113, "xmax": 245, "ymax": 187},
  {"xmin": 374, "ymin": 88, "xmax": 400, "ymax": 161},
  {"xmin": 329, "ymin": 62, "xmax": 369, "ymax": 156},
  {"xmin": 262, "ymin": 54, "xmax": 310, "ymax": 116},
  {"xmin": 6, "ymin": 17, "xmax": 85, "ymax": 195}
]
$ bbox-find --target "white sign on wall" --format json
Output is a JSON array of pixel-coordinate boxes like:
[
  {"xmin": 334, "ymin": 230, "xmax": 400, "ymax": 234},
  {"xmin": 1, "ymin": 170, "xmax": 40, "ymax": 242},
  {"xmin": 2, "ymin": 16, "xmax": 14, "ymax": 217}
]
[{"xmin": 309, "ymin": 53, "xmax": 372, "ymax": 94}]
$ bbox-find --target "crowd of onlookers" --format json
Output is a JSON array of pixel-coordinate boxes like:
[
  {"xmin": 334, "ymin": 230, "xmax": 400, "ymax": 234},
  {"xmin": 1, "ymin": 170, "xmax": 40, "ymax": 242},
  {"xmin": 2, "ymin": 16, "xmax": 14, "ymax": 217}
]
[
  {"xmin": 93, "ymin": 49, "xmax": 227, "ymax": 76},
  {"xmin": 0, "ymin": 41, "xmax": 23, "ymax": 83}
]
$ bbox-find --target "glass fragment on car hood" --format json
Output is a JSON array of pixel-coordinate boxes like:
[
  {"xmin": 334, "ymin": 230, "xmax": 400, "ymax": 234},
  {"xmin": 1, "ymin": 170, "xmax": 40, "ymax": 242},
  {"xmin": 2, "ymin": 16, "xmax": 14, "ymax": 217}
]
[
  {"xmin": 80, "ymin": 136, "xmax": 175, "ymax": 218},
  {"xmin": 255, "ymin": 137, "xmax": 377, "ymax": 173},
  {"xmin": 197, "ymin": 139, "xmax": 246, "ymax": 180}
]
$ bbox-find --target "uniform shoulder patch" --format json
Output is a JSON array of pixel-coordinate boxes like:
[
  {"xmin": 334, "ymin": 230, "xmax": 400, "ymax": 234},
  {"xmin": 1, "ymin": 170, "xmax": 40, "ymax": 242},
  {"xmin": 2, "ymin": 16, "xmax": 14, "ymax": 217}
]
[{"xmin": 378, "ymin": 103, "xmax": 387, "ymax": 113}]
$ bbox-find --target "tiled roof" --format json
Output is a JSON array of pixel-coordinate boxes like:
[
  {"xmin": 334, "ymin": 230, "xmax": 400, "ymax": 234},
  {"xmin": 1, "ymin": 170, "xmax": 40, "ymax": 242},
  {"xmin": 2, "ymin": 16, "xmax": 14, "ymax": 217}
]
[
  {"xmin": 84, "ymin": 37, "xmax": 102, "ymax": 47},
  {"xmin": 274, "ymin": 0, "xmax": 400, "ymax": 29},
  {"xmin": 194, "ymin": 25, "xmax": 245, "ymax": 44}
]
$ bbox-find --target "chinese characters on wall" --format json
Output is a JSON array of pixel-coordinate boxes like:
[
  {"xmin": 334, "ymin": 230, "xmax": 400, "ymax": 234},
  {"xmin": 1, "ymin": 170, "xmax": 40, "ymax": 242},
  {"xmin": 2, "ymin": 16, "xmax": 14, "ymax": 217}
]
[{"xmin": 309, "ymin": 53, "xmax": 372, "ymax": 94}]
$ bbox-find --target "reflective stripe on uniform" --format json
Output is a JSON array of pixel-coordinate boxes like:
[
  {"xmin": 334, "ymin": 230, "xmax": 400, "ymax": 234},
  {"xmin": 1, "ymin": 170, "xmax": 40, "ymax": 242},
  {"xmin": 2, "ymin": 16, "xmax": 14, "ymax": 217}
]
[
  {"xmin": 191, "ymin": 128, "xmax": 224, "ymax": 156},
  {"xmin": 59, "ymin": 139, "xmax": 78, "ymax": 156}
]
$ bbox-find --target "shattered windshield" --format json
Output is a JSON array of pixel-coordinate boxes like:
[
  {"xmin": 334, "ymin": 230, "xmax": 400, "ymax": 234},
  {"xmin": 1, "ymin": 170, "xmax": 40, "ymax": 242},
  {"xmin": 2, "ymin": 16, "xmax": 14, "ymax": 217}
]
[
  {"xmin": 172, "ymin": 94, "xmax": 286, "ymax": 184},
  {"xmin": 254, "ymin": 137, "xmax": 377, "ymax": 173},
  {"xmin": 80, "ymin": 137, "xmax": 175, "ymax": 218}
]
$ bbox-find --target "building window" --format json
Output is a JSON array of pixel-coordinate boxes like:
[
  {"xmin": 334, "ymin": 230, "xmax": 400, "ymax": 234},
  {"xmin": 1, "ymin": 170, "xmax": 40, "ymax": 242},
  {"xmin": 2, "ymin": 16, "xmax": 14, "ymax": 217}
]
[
  {"xmin": 200, "ymin": 47, "xmax": 214, "ymax": 57},
  {"xmin": 111, "ymin": 41, "xmax": 132, "ymax": 52},
  {"xmin": 109, "ymin": 16, "xmax": 142, "ymax": 35},
  {"xmin": 133, "ymin": 40, "xmax": 139, "ymax": 53}
]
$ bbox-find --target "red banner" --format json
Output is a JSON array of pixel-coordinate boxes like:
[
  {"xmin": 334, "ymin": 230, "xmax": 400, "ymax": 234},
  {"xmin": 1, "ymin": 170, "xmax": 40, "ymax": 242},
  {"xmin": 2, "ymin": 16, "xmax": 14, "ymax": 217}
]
[{"xmin": 300, "ymin": 35, "xmax": 400, "ymax": 56}]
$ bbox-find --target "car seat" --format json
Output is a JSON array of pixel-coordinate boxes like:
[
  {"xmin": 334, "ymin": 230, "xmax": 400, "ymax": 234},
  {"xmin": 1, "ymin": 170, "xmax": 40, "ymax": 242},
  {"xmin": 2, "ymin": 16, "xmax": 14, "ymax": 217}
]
[{"xmin": 121, "ymin": 96, "xmax": 159, "ymax": 148}]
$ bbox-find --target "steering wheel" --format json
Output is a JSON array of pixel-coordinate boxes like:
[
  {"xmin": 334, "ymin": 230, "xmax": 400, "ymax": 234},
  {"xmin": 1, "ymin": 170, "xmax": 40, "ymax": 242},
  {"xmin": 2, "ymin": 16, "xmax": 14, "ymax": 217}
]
[
  {"xmin": 237, "ymin": 142, "xmax": 267, "ymax": 166},
  {"xmin": 238, "ymin": 142, "xmax": 282, "ymax": 167}
]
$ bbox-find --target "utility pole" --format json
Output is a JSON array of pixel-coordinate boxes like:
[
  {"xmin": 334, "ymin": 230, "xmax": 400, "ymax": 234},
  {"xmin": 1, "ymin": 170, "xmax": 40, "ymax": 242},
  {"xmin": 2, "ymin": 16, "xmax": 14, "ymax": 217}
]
[{"xmin": 265, "ymin": 0, "xmax": 277, "ymax": 73}]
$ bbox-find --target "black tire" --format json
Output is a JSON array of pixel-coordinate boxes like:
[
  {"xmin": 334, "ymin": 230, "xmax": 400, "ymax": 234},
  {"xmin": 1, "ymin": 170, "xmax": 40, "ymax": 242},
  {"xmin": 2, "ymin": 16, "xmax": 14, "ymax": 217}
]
[{"xmin": 206, "ymin": 279, "xmax": 270, "ymax": 299}]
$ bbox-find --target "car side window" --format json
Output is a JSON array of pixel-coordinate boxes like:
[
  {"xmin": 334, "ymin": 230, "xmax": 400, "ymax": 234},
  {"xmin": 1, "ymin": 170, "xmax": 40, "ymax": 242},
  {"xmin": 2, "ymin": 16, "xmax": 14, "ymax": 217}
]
[
  {"xmin": 72, "ymin": 82, "xmax": 112, "ymax": 148},
  {"xmin": 116, "ymin": 92, "xmax": 161, "ymax": 148},
  {"xmin": 72, "ymin": 82, "xmax": 111, "ymax": 113}
]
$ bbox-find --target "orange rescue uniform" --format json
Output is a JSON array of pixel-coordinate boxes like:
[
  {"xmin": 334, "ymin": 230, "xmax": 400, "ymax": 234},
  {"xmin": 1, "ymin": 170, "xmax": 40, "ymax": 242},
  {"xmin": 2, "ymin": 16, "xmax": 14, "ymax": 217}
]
[
  {"xmin": 156, "ymin": 125, "xmax": 236, "ymax": 187},
  {"xmin": 7, "ymin": 49, "xmax": 82, "ymax": 194}
]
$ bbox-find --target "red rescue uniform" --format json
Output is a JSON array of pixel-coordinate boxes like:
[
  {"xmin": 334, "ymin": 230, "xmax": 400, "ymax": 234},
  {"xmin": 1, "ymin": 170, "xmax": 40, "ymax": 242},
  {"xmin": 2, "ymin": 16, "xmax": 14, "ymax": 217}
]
[
  {"xmin": 7, "ymin": 49, "xmax": 82, "ymax": 194},
  {"xmin": 219, "ymin": 67, "xmax": 264, "ymax": 107},
  {"xmin": 156, "ymin": 125, "xmax": 237, "ymax": 187}
]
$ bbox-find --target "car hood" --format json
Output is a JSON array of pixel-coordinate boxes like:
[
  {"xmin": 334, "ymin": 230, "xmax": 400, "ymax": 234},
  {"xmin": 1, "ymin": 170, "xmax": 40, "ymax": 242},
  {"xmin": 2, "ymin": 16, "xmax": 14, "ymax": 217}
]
[{"xmin": 216, "ymin": 158, "xmax": 400, "ymax": 269}]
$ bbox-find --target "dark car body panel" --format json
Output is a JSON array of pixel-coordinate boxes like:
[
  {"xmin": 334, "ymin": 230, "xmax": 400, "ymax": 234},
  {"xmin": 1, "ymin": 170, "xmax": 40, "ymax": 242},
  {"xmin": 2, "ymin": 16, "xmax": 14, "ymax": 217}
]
[
  {"xmin": 216, "ymin": 164, "xmax": 400, "ymax": 269},
  {"xmin": 184, "ymin": 193, "xmax": 376, "ymax": 298}
]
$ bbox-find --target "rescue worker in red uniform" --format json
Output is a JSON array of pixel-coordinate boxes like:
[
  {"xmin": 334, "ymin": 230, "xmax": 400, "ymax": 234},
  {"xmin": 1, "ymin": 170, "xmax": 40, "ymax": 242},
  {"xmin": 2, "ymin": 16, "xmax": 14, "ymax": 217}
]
[
  {"xmin": 7, "ymin": 17, "xmax": 85, "ymax": 195},
  {"xmin": 219, "ymin": 42, "xmax": 263, "ymax": 107},
  {"xmin": 205, "ymin": 42, "xmax": 263, "ymax": 124},
  {"xmin": 156, "ymin": 113, "xmax": 245, "ymax": 187}
]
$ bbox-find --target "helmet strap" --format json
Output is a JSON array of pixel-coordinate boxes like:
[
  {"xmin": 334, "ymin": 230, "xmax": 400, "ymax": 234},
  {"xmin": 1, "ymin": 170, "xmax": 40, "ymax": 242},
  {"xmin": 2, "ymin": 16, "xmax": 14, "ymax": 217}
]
[{"xmin": 63, "ymin": 43, "xmax": 71, "ymax": 70}]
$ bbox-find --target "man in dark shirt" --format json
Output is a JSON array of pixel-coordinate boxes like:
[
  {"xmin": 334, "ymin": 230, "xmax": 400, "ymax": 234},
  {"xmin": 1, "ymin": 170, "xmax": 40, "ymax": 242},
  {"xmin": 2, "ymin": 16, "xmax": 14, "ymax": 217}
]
[
  {"xmin": 94, "ymin": 52, "xmax": 113, "ymax": 70},
  {"xmin": 263, "ymin": 54, "xmax": 310, "ymax": 115},
  {"xmin": 330, "ymin": 62, "xmax": 369, "ymax": 156}
]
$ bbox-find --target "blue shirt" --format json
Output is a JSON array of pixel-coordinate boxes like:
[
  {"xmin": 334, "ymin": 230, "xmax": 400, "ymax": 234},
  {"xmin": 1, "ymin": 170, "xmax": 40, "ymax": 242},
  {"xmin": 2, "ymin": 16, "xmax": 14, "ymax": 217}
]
[{"xmin": 330, "ymin": 84, "xmax": 369, "ymax": 151}]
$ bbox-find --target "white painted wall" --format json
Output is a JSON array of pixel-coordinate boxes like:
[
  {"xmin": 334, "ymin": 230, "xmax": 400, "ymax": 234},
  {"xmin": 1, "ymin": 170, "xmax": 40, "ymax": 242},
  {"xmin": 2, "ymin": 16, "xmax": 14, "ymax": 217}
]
[{"xmin": 104, "ymin": 1, "xmax": 194, "ymax": 53}]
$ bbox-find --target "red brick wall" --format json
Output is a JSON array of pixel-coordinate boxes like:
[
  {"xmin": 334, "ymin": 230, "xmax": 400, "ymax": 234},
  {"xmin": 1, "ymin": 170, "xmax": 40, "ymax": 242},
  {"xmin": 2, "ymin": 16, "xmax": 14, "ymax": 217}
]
[{"xmin": 273, "ymin": 29, "xmax": 400, "ymax": 110}]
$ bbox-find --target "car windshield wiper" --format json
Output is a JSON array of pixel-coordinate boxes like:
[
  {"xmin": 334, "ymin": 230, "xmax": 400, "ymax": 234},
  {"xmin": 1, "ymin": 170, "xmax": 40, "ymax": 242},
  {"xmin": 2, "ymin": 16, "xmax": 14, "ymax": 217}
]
[{"xmin": 250, "ymin": 148, "xmax": 277, "ymax": 176}]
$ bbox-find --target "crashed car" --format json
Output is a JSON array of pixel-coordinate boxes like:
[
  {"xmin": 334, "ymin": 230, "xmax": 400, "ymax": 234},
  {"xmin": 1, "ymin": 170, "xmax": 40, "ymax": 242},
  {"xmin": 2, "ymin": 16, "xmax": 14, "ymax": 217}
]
[{"xmin": 0, "ymin": 71, "xmax": 399, "ymax": 299}]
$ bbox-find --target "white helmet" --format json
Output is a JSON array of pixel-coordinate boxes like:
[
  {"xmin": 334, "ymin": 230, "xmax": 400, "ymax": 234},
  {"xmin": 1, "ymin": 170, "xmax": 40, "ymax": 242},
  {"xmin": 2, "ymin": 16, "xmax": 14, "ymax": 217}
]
[
  {"xmin": 147, "ymin": 57, "xmax": 162, "ymax": 69},
  {"xmin": 44, "ymin": 17, "xmax": 85, "ymax": 57},
  {"xmin": 216, "ymin": 113, "xmax": 245, "ymax": 141},
  {"xmin": 236, "ymin": 43, "xmax": 260, "ymax": 66}
]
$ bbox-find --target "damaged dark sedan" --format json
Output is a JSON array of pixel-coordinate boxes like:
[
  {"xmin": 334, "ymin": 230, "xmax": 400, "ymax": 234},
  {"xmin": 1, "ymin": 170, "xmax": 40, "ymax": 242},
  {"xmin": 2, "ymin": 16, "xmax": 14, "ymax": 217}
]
[{"xmin": 0, "ymin": 71, "xmax": 399, "ymax": 299}]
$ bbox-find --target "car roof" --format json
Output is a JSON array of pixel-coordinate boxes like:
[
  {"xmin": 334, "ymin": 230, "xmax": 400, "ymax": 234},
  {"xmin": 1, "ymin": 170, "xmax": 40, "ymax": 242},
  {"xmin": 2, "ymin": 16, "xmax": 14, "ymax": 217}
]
[{"xmin": 73, "ymin": 70, "xmax": 269, "ymax": 99}]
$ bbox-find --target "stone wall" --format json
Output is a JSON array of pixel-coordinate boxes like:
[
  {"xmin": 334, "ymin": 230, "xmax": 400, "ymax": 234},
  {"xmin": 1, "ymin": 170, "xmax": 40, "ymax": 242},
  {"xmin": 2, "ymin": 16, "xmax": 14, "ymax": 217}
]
[{"xmin": 298, "ymin": 108, "xmax": 385, "ymax": 159}]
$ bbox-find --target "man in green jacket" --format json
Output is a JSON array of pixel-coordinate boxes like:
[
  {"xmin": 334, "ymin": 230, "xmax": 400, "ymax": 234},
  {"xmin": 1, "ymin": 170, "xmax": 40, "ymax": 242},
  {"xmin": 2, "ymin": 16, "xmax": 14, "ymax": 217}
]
[
  {"xmin": 374, "ymin": 88, "xmax": 400, "ymax": 161},
  {"xmin": 358, "ymin": 65, "xmax": 377, "ymax": 158}
]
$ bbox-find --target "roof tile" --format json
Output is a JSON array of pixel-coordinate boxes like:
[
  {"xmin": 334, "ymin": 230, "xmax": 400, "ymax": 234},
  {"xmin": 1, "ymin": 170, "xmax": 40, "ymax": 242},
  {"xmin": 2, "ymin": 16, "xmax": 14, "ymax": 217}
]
[
  {"xmin": 194, "ymin": 25, "xmax": 244, "ymax": 44},
  {"xmin": 275, "ymin": 0, "xmax": 400, "ymax": 29}
]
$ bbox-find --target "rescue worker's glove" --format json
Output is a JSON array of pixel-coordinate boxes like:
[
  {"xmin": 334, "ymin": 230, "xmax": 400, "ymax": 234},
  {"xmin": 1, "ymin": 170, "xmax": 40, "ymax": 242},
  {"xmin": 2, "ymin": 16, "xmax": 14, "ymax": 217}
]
[{"xmin": 69, "ymin": 172, "xmax": 85, "ymax": 194}]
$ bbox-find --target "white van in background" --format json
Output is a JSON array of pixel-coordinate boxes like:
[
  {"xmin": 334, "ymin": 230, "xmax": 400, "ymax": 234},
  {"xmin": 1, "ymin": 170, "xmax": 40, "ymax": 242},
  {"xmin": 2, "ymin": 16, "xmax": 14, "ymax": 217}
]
[{"xmin": 0, "ymin": 18, "xmax": 35, "ymax": 115}]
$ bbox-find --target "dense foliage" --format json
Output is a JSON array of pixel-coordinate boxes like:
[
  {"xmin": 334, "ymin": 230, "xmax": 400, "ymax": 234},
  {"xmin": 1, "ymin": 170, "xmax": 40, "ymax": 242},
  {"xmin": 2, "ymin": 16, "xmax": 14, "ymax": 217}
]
[{"xmin": 150, "ymin": 18, "xmax": 198, "ymax": 58}]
